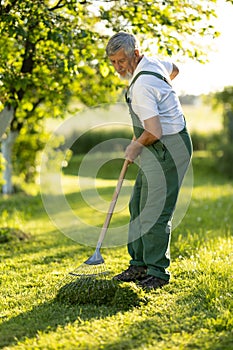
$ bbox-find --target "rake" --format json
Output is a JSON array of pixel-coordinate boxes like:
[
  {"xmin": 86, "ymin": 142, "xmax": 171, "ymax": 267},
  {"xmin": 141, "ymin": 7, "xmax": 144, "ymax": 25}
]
[{"xmin": 62, "ymin": 159, "xmax": 130, "ymax": 283}]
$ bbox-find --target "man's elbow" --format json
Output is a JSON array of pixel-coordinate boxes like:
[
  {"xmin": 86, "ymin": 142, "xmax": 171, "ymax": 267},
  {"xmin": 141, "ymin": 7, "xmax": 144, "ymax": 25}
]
[
  {"xmin": 148, "ymin": 129, "xmax": 162, "ymax": 143},
  {"xmin": 155, "ymin": 129, "xmax": 162, "ymax": 141},
  {"xmin": 170, "ymin": 63, "xmax": 179, "ymax": 80}
]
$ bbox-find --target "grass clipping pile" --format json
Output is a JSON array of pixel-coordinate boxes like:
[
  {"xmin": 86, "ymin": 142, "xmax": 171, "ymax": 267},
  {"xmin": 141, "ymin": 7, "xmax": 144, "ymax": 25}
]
[
  {"xmin": 0, "ymin": 227, "xmax": 31, "ymax": 243},
  {"xmin": 56, "ymin": 275, "xmax": 149, "ymax": 308}
]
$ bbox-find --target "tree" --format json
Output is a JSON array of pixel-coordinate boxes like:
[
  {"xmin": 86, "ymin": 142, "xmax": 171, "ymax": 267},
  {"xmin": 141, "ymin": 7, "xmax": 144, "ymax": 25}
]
[
  {"xmin": 210, "ymin": 86, "xmax": 233, "ymax": 178},
  {"xmin": 0, "ymin": 0, "xmax": 122, "ymax": 193},
  {"xmin": 0, "ymin": 0, "xmax": 220, "ymax": 193}
]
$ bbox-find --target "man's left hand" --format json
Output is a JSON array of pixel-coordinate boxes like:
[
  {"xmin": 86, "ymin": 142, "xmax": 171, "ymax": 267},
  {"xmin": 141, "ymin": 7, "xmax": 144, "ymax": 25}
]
[{"xmin": 125, "ymin": 141, "xmax": 143, "ymax": 163}]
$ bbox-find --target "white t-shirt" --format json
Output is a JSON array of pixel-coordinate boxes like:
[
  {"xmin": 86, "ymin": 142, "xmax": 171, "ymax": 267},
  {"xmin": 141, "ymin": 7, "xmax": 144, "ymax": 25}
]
[{"xmin": 128, "ymin": 56, "xmax": 185, "ymax": 135}]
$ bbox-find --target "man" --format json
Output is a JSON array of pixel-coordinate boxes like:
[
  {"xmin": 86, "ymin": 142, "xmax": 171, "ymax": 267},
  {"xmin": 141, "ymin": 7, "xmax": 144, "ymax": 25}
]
[{"xmin": 106, "ymin": 32, "xmax": 192, "ymax": 290}]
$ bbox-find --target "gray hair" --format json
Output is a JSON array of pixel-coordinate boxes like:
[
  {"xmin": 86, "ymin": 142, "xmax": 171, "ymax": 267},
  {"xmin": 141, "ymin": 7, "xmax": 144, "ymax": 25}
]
[{"xmin": 106, "ymin": 32, "xmax": 140, "ymax": 57}]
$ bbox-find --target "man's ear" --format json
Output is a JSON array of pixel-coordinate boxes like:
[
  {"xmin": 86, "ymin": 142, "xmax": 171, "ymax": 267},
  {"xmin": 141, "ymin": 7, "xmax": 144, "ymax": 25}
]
[{"xmin": 134, "ymin": 49, "xmax": 140, "ymax": 57}]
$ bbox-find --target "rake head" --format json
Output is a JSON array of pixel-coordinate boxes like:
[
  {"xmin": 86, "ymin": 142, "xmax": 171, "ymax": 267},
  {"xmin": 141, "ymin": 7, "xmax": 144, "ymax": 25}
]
[
  {"xmin": 84, "ymin": 246, "xmax": 104, "ymax": 265},
  {"xmin": 69, "ymin": 261, "xmax": 108, "ymax": 277},
  {"xmin": 54, "ymin": 248, "xmax": 110, "ymax": 301},
  {"xmin": 55, "ymin": 264, "xmax": 116, "ymax": 305},
  {"xmin": 68, "ymin": 246, "xmax": 108, "ymax": 277}
]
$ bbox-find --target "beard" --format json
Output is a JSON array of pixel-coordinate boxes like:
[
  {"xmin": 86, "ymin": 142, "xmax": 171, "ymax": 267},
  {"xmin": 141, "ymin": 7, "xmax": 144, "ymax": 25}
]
[{"xmin": 118, "ymin": 71, "xmax": 133, "ymax": 81}]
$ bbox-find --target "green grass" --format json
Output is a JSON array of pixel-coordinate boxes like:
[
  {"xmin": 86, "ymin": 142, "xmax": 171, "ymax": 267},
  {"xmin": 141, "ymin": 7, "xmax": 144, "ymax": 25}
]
[{"xmin": 0, "ymin": 154, "xmax": 232, "ymax": 350}]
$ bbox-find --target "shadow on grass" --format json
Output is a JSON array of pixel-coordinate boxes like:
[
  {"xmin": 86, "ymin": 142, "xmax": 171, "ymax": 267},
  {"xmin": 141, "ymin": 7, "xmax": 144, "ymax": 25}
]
[
  {"xmin": 99, "ymin": 284, "xmax": 233, "ymax": 350},
  {"xmin": 0, "ymin": 280, "xmax": 148, "ymax": 348}
]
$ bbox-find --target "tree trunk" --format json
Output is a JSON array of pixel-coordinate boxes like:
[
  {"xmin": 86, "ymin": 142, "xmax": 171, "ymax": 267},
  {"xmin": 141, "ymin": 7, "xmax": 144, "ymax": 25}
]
[
  {"xmin": 0, "ymin": 106, "xmax": 14, "ymax": 138},
  {"xmin": 1, "ymin": 130, "xmax": 18, "ymax": 194}
]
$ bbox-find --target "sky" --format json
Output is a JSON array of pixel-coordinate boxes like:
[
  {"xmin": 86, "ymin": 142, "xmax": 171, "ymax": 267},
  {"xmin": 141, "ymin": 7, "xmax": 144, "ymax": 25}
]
[{"xmin": 173, "ymin": 0, "xmax": 233, "ymax": 96}]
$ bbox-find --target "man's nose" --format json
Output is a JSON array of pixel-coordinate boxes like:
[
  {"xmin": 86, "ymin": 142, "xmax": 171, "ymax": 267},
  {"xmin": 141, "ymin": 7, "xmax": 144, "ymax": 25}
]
[{"xmin": 115, "ymin": 62, "xmax": 122, "ymax": 71}]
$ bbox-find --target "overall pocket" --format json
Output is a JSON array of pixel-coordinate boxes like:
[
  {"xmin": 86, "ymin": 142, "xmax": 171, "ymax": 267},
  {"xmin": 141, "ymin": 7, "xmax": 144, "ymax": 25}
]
[{"xmin": 152, "ymin": 141, "xmax": 167, "ymax": 162}]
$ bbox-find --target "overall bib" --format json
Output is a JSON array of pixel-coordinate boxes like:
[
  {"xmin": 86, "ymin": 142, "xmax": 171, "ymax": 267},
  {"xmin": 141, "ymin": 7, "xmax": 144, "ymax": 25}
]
[{"xmin": 125, "ymin": 71, "xmax": 193, "ymax": 281}]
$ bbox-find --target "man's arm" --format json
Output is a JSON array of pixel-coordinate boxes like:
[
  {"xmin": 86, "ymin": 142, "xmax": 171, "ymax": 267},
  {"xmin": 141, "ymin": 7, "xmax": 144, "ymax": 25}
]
[
  {"xmin": 125, "ymin": 116, "xmax": 162, "ymax": 163},
  {"xmin": 170, "ymin": 63, "xmax": 179, "ymax": 80}
]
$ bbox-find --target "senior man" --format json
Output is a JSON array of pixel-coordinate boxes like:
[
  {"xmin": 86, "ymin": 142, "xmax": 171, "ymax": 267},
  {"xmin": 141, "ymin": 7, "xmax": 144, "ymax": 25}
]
[{"xmin": 106, "ymin": 32, "xmax": 192, "ymax": 290}]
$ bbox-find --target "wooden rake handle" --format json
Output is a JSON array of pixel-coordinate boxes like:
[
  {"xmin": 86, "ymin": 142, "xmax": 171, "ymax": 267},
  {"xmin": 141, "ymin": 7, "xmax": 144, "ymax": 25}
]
[{"xmin": 96, "ymin": 159, "xmax": 130, "ymax": 248}]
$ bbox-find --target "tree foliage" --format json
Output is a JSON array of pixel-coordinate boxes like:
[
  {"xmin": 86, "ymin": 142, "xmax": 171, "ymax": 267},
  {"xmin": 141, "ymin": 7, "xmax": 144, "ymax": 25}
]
[
  {"xmin": 209, "ymin": 86, "xmax": 233, "ymax": 178},
  {"xmin": 99, "ymin": 0, "xmax": 219, "ymax": 60},
  {"xmin": 0, "ymin": 0, "xmax": 221, "ymax": 191},
  {"xmin": 211, "ymin": 86, "xmax": 233, "ymax": 141},
  {"xmin": 0, "ymin": 0, "xmax": 122, "ymax": 124},
  {"xmin": 0, "ymin": 0, "xmax": 220, "ymax": 116}
]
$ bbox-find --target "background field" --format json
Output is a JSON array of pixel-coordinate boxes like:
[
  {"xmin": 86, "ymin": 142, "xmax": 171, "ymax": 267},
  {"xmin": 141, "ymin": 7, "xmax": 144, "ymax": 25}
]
[{"xmin": 47, "ymin": 98, "xmax": 222, "ymax": 135}]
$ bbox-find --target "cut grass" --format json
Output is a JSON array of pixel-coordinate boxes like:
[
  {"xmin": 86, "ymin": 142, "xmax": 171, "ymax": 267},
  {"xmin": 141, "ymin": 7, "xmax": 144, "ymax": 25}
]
[{"xmin": 0, "ymin": 154, "xmax": 232, "ymax": 350}]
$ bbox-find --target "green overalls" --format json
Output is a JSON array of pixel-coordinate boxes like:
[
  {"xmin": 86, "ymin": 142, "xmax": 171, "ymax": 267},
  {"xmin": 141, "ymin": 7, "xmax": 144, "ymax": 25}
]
[{"xmin": 125, "ymin": 71, "xmax": 193, "ymax": 281}]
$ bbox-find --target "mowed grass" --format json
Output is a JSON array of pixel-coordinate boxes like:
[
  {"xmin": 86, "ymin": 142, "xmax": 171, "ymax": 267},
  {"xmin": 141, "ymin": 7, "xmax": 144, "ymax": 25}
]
[{"xmin": 0, "ymin": 152, "xmax": 232, "ymax": 350}]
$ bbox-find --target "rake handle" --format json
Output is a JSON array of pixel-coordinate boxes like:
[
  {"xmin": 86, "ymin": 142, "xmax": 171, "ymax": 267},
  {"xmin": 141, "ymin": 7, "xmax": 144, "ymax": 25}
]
[{"xmin": 96, "ymin": 159, "xmax": 130, "ymax": 248}]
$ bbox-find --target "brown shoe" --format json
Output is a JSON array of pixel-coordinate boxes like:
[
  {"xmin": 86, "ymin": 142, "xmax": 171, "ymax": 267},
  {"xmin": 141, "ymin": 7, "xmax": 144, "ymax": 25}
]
[
  {"xmin": 113, "ymin": 265, "xmax": 147, "ymax": 282},
  {"xmin": 138, "ymin": 276, "xmax": 169, "ymax": 290}
]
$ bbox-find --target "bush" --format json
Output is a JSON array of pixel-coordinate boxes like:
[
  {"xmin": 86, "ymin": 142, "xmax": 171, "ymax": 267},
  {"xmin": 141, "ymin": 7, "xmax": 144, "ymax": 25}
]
[
  {"xmin": 190, "ymin": 131, "xmax": 222, "ymax": 151},
  {"xmin": 69, "ymin": 127, "xmax": 133, "ymax": 155},
  {"xmin": 218, "ymin": 143, "xmax": 233, "ymax": 178},
  {"xmin": 69, "ymin": 128, "xmax": 223, "ymax": 155},
  {"xmin": 209, "ymin": 87, "xmax": 233, "ymax": 178}
]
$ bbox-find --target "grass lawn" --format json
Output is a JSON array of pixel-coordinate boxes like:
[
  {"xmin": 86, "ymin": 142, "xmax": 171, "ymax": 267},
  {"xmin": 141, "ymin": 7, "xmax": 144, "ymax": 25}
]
[{"xmin": 0, "ymin": 153, "xmax": 232, "ymax": 350}]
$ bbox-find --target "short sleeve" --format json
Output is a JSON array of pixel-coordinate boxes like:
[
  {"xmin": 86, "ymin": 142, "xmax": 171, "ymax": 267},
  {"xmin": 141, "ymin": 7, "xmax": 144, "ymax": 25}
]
[
  {"xmin": 133, "ymin": 84, "xmax": 160, "ymax": 121},
  {"xmin": 160, "ymin": 60, "xmax": 173, "ymax": 76}
]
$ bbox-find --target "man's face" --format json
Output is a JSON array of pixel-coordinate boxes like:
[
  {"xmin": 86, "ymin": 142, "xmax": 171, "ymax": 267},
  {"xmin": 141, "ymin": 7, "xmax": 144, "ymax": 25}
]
[{"xmin": 109, "ymin": 48, "xmax": 138, "ymax": 80}]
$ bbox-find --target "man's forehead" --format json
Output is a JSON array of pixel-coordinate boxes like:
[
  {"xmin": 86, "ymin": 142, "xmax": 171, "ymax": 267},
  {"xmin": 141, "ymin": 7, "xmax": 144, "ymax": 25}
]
[{"xmin": 109, "ymin": 48, "xmax": 127, "ymax": 60}]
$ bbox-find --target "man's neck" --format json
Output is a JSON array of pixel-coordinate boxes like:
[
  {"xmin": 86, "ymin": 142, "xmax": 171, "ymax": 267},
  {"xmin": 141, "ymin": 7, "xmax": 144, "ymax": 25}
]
[{"xmin": 137, "ymin": 55, "xmax": 144, "ymax": 66}]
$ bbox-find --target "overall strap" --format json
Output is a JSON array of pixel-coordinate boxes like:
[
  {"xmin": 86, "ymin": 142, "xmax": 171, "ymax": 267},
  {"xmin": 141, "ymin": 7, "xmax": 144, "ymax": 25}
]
[
  {"xmin": 125, "ymin": 70, "xmax": 171, "ymax": 103},
  {"xmin": 129, "ymin": 70, "xmax": 171, "ymax": 89}
]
